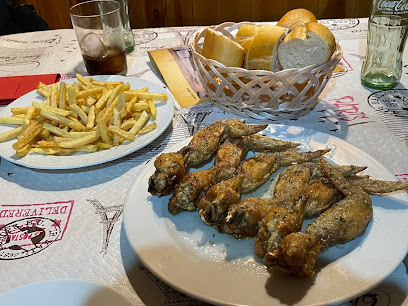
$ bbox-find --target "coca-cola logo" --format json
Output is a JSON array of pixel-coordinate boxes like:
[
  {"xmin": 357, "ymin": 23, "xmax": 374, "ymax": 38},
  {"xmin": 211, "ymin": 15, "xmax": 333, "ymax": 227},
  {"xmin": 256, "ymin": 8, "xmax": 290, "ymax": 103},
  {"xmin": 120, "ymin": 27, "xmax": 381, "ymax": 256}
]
[{"xmin": 376, "ymin": 0, "xmax": 408, "ymax": 13}]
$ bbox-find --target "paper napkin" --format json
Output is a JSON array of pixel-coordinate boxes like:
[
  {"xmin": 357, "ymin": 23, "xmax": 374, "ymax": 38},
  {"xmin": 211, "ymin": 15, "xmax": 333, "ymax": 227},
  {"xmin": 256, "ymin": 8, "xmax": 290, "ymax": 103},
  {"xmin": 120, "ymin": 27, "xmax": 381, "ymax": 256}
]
[{"xmin": 0, "ymin": 74, "xmax": 60, "ymax": 105}]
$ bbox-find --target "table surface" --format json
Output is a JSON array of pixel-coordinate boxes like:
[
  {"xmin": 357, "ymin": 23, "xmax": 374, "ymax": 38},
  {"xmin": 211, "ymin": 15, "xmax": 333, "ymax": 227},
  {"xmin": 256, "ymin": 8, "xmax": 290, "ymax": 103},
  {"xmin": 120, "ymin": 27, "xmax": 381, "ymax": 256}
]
[{"xmin": 0, "ymin": 18, "xmax": 407, "ymax": 306}]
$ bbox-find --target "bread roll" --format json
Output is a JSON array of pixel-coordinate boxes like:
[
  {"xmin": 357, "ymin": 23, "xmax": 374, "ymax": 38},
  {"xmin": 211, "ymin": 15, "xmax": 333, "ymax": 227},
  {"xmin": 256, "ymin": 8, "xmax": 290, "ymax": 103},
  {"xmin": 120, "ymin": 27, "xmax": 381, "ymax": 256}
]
[
  {"xmin": 245, "ymin": 24, "xmax": 288, "ymax": 71},
  {"xmin": 201, "ymin": 28, "xmax": 244, "ymax": 67},
  {"xmin": 234, "ymin": 24, "xmax": 260, "ymax": 53},
  {"xmin": 278, "ymin": 22, "xmax": 336, "ymax": 70},
  {"xmin": 277, "ymin": 8, "xmax": 317, "ymax": 30}
]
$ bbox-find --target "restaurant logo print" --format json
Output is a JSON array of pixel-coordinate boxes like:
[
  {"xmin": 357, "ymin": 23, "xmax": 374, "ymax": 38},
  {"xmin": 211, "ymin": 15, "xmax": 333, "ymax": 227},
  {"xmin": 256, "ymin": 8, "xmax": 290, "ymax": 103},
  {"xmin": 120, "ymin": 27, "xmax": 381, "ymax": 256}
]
[
  {"xmin": 320, "ymin": 18, "xmax": 359, "ymax": 31},
  {"xmin": 367, "ymin": 89, "xmax": 408, "ymax": 142},
  {"xmin": 0, "ymin": 201, "xmax": 74, "ymax": 260}
]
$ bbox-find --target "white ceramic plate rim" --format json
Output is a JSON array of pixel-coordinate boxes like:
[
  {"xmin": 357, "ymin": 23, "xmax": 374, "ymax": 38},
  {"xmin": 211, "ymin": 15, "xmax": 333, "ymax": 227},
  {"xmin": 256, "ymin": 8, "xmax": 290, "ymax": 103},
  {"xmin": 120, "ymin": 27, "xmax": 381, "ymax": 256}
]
[
  {"xmin": 0, "ymin": 75, "xmax": 174, "ymax": 169},
  {"xmin": 0, "ymin": 279, "xmax": 133, "ymax": 306},
  {"xmin": 123, "ymin": 124, "xmax": 408, "ymax": 306}
]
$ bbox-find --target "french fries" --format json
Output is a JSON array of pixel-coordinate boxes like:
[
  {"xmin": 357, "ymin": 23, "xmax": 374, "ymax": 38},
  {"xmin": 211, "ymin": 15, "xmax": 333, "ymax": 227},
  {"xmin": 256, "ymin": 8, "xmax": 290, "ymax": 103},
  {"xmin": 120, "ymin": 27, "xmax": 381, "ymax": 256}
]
[{"xmin": 0, "ymin": 74, "xmax": 168, "ymax": 157}]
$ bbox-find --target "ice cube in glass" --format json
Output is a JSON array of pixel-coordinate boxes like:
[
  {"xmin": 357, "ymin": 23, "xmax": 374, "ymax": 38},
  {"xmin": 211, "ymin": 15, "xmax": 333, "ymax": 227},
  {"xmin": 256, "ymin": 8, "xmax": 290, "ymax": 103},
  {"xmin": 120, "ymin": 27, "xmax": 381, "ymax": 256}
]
[{"xmin": 80, "ymin": 32, "xmax": 109, "ymax": 58}]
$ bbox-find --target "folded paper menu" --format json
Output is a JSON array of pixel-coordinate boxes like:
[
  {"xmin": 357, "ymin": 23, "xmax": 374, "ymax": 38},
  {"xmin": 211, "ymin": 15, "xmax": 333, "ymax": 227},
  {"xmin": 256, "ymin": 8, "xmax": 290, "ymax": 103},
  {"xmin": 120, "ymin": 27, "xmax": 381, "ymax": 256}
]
[
  {"xmin": 148, "ymin": 46, "xmax": 209, "ymax": 107},
  {"xmin": 0, "ymin": 74, "xmax": 61, "ymax": 105}
]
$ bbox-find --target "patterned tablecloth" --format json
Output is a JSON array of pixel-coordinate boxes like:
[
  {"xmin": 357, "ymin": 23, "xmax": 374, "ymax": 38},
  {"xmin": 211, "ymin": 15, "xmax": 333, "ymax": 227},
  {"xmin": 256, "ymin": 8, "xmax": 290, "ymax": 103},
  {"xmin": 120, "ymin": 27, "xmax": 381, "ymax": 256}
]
[{"xmin": 0, "ymin": 18, "xmax": 407, "ymax": 306}]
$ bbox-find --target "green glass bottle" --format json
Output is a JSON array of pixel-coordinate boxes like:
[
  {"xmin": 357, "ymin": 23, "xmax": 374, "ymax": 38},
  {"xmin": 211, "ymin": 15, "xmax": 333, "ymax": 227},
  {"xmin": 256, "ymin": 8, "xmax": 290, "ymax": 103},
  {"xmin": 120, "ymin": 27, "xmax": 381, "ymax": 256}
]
[
  {"xmin": 117, "ymin": 0, "xmax": 135, "ymax": 53},
  {"xmin": 361, "ymin": 1, "xmax": 408, "ymax": 90}
]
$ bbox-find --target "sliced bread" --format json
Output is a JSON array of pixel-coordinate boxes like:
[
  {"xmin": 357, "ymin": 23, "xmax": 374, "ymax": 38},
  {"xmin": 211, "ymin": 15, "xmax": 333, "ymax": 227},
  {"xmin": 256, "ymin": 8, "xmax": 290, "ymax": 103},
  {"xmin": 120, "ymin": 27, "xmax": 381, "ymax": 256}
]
[
  {"xmin": 277, "ymin": 22, "xmax": 336, "ymax": 70},
  {"xmin": 277, "ymin": 8, "xmax": 317, "ymax": 30},
  {"xmin": 245, "ymin": 24, "xmax": 288, "ymax": 71},
  {"xmin": 201, "ymin": 28, "xmax": 245, "ymax": 67},
  {"xmin": 234, "ymin": 24, "xmax": 260, "ymax": 53}
]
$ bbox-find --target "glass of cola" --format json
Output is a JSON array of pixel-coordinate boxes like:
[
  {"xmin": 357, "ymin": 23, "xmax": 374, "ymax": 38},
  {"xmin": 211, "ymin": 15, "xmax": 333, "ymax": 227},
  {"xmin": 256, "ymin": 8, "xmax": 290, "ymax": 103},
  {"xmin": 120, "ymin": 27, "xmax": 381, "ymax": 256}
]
[{"xmin": 70, "ymin": 0, "xmax": 128, "ymax": 76}]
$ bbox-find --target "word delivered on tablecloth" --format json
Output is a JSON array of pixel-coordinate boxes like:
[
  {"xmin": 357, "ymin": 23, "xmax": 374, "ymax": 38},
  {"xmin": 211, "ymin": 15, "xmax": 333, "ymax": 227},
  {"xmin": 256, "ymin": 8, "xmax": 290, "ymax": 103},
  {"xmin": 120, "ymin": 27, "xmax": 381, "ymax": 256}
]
[{"xmin": 0, "ymin": 201, "xmax": 74, "ymax": 260}]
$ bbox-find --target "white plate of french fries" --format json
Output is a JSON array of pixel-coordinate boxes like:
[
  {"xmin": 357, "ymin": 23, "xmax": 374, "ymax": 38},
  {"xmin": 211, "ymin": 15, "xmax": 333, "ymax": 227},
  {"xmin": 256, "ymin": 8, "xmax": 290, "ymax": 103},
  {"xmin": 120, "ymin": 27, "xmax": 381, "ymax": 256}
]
[{"xmin": 0, "ymin": 74, "xmax": 174, "ymax": 169}]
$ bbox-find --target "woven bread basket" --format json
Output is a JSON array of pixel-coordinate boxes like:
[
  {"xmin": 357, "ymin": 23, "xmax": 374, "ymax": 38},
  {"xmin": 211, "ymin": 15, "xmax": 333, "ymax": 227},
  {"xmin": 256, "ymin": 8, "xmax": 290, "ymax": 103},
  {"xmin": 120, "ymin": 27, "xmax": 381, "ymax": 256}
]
[{"xmin": 191, "ymin": 22, "xmax": 343, "ymax": 120}]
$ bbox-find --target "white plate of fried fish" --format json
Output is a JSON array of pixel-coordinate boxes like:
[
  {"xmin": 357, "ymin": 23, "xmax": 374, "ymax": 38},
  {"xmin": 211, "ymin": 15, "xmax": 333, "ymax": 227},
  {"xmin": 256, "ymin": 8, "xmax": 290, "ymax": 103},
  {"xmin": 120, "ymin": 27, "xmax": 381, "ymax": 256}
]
[{"xmin": 123, "ymin": 120, "xmax": 408, "ymax": 306}]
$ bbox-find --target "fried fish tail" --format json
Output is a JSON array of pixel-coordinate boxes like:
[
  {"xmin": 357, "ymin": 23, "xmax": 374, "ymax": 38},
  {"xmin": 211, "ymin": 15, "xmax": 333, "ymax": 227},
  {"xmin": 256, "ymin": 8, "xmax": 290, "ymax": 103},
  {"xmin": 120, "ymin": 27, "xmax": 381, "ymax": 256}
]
[
  {"xmin": 278, "ymin": 149, "xmax": 330, "ymax": 166},
  {"xmin": 221, "ymin": 119, "xmax": 268, "ymax": 138},
  {"xmin": 351, "ymin": 177, "xmax": 408, "ymax": 194},
  {"xmin": 242, "ymin": 134, "xmax": 300, "ymax": 152}
]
